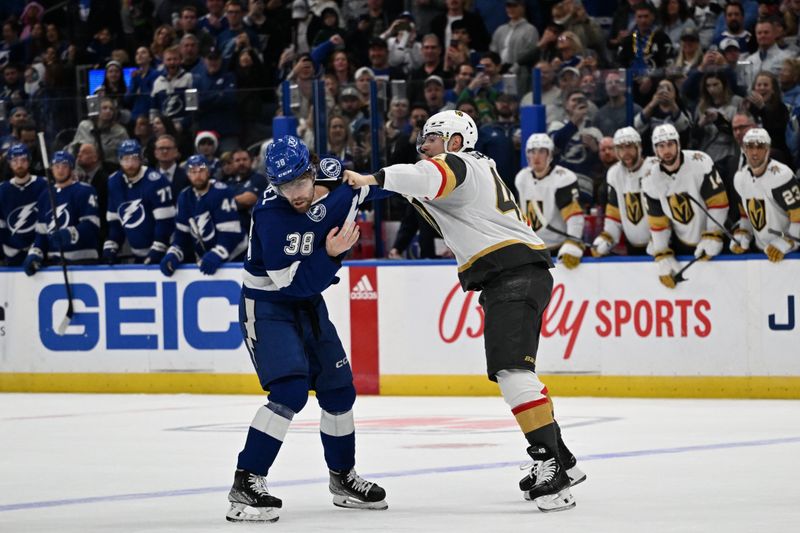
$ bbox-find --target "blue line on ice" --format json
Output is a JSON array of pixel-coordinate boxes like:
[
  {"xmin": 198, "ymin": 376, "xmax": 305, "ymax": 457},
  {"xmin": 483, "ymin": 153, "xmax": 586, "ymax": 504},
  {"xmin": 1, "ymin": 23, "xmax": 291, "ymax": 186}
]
[{"xmin": 2, "ymin": 435, "xmax": 798, "ymax": 512}]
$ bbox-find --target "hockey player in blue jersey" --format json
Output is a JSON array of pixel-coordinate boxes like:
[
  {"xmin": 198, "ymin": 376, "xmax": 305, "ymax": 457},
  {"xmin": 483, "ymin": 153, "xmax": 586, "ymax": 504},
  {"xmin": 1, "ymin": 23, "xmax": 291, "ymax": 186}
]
[
  {"xmin": 0, "ymin": 143, "xmax": 48, "ymax": 265},
  {"xmin": 104, "ymin": 139, "xmax": 176, "ymax": 264},
  {"xmin": 159, "ymin": 155, "xmax": 247, "ymax": 276},
  {"xmin": 226, "ymin": 135, "xmax": 387, "ymax": 523},
  {"xmin": 23, "ymin": 151, "xmax": 100, "ymax": 275}
]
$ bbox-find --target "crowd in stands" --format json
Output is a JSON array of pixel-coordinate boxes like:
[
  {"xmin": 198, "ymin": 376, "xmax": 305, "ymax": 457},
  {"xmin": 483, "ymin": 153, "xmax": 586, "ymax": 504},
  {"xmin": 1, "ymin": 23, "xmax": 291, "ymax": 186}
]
[{"xmin": 0, "ymin": 0, "xmax": 799, "ymax": 267}]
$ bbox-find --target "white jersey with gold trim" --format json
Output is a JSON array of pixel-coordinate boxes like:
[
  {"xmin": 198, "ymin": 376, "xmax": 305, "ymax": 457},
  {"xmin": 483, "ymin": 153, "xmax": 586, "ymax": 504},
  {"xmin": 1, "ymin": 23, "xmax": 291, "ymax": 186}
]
[
  {"xmin": 381, "ymin": 150, "xmax": 552, "ymax": 290},
  {"xmin": 641, "ymin": 150, "xmax": 729, "ymax": 251},
  {"xmin": 513, "ymin": 164, "xmax": 584, "ymax": 249},
  {"xmin": 733, "ymin": 159, "xmax": 800, "ymax": 250},
  {"xmin": 603, "ymin": 157, "xmax": 658, "ymax": 248}
]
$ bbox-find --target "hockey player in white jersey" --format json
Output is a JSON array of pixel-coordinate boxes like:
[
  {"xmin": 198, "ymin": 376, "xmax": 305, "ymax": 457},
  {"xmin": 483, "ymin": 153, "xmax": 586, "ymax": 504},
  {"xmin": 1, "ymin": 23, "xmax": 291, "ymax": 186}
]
[
  {"xmin": 344, "ymin": 110, "xmax": 584, "ymax": 512},
  {"xmin": 514, "ymin": 133, "xmax": 585, "ymax": 269},
  {"xmin": 730, "ymin": 128, "xmax": 800, "ymax": 261},
  {"xmin": 592, "ymin": 127, "xmax": 657, "ymax": 257},
  {"xmin": 641, "ymin": 124, "xmax": 730, "ymax": 288}
]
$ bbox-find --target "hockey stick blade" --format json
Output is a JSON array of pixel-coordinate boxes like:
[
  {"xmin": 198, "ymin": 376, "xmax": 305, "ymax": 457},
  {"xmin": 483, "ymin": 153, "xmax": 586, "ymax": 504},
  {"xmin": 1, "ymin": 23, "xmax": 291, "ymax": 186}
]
[
  {"xmin": 767, "ymin": 228, "xmax": 800, "ymax": 244},
  {"xmin": 56, "ymin": 314, "xmax": 72, "ymax": 335},
  {"xmin": 672, "ymin": 254, "xmax": 705, "ymax": 284}
]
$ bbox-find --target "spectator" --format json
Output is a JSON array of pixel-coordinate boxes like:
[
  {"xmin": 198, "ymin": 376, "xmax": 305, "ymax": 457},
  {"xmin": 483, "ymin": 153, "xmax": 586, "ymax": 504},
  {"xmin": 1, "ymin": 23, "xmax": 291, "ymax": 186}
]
[
  {"xmin": 674, "ymin": 28, "xmax": 703, "ymax": 76},
  {"xmin": 349, "ymin": 117, "xmax": 373, "ymax": 172},
  {"xmin": 521, "ymin": 62, "xmax": 560, "ymax": 107},
  {"xmin": 19, "ymin": 2, "xmax": 44, "ymax": 40},
  {"xmin": 199, "ymin": 0, "xmax": 230, "ymax": 38},
  {"xmin": 150, "ymin": 24, "xmax": 177, "ymax": 65},
  {"xmin": 741, "ymin": 18, "xmax": 792, "ymax": 89},
  {"xmin": 233, "ymin": 48, "xmax": 271, "ymax": 146},
  {"xmin": 444, "ymin": 19, "xmax": 482, "ymax": 72},
  {"xmin": 659, "ymin": 0, "xmax": 697, "ymax": 46},
  {"xmin": 388, "ymin": 203, "xmax": 445, "ymax": 259},
  {"xmin": 223, "ymin": 149, "xmax": 268, "ymax": 228},
  {"xmin": 489, "ymin": 1, "xmax": 539, "ymax": 73},
  {"xmin": 595, "ymin": 70, "xmax": 643, "ymax": 137},
  {"xmin": 191, "ymin": 131, "xmax": 222, "ymax": 178},
  {"xmin": 194, "ymin": 47, "xmax": 239, "ymax": 152},
  {"xmin": 467, "ymin": 52, "xmax": 504, "ymax": 123},
  {"xmin": 310, "ymin": 6, "xmax": 346, "ymax": 47},
  {"xmin": 150, "ymin": 46, "xmax": 194, "ymax": 132},
  {"xmin": 0, "ymin": 106, "xmax": 29, "ymax": 154},
  {"xmin": 781, "ymin": 58, "xmax": 800, "ymax": 110},
  {"xmin": 75, "ymin": 143, "xmax": 110, "ymax": 248},
  {"xmin": 367, "ymin": 37, "xmax": 405, "ymax": 80},
  {"xmin": 384, "ymin": 98, "xmax": 411, "ymax": 152},
  {"xmin": 86, "ymin": 26, "xmax": 115, "ymax": 67},
  {"xmin": 354, "ymin": 67, "xmax": 375, "ymax": 102},
  {"xmin": 693, "ymin": 0, "xmax": 724, "ymax": 49},
  {"xmin": 176, "ymin": 5, "xmax": 215, "ymax": 54},
  {"xmin": 326, "ymin": 114, "xmax": 354, "ymax": 168},
  {"xmin": 410, "ymin": 34, "xmax": 449, "ymax": 84},
  {"xmin": 617, "ymin": 3, "xmax": 673, "ymax": 72},
  {"xmin": 423, "ymin": 75, "xmax": 450, "ymax": 114},
  {"xmin": 70, "ymin": 98, "xmax": 130, "ymax": 167},
  {"xmin": 388, "ymin": 103, "xmax": 428, "ymax": 165},
  {"xmin": 551, "ymin": 0, "xmax": 605, "ymax": 60},
  {"xmin": 328, "ymin": 50, "xmax": 355, "ymax": 86},
  {"xmin": 713, "ymin": 1, "xmax": 753, "ymax": 52},
  {"xmin": 609, "ymin": 0, "xmax": 639, "ymax": 52},
  {"xmin": 430, "ymin": 0, "xmax": 491, "ymax": 53},
  {"xmin": 218, "ymin": 0, "xmax": 260, "ymax": 62},
  {"xmin": 126, "ymin": 47, "xmax": 159, "ymax": 121},
  {"xmin": 338, "ymin": 86, "xmax": 366, "ymax": 123},
  {"xmin": 455, "ymin": 99, "xmax": 481, "ymax": 126},
  {"xmin": 476, "ymin": 93, "xmax": 521, "ymax": 194},
  {"xmin": 180, "ymin": 34, "xmax": 204, "ymax": 76},
  {"xmin": 742, "ymin": 71, "xmax": 790, "ymax": 160},
  {"xmin": 692, "ymin": 72, "xmax": 742, "ymax": 163},
  {"xmin": 634, "ymin": 78, "xmax": 692, "ymax": 155},
  {"xmin": 132, "ymin": 115, "xmax": 153, "ymax": 153},
  {"xmin": 446, "ymin": 62, "xmax": 476, "ymax": 104},
  {"xmin": 384, "ymin": 11, "xmax": 422, "ymax": 73},
  {"xmin": 552, "ymin": 31, "xmax": 584, "ymax": 72},
  {"xmin": 153, "ymin": 134, "xmax": 190, "ymax": 199},
  {"xmin": 95, "ymin": 60, "xmax": 128, "ymax": 112}
]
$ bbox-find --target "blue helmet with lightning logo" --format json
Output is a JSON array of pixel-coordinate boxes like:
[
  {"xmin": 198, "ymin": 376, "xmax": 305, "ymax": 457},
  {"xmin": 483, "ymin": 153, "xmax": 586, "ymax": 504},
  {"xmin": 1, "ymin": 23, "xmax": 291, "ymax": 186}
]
[
  {"xmin": 264, "ymin": 135, "xmax": 313, "ymax": 188},
  {"xmin": 7, "ymin": 143, "xmax": 29, "ymax": 160},
  {"xmin": 117, "ymin": 139, "xmax": 142, "ymax": 159},
  {"xmin": 51, "ymin": 150, "xmax": 75, "ymax": 168}
]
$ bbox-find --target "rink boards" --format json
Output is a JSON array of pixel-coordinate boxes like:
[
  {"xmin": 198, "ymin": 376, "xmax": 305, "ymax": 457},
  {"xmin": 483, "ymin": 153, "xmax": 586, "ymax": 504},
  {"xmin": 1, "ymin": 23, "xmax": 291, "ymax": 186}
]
[{"xmin": 0, "ymin": 255, "xmax": 798, "ymax": 398}]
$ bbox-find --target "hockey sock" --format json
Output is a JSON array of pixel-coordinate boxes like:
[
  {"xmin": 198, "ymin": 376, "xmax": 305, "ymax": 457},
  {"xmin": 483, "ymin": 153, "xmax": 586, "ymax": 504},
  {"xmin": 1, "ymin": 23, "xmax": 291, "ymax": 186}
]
[
  {"xmin": 320, "ymin": 409, "xmax": 356, "ymax": 472},
  {"xmin": 237, "ymin": 402, "xmax": 294, "ymax": 475}
]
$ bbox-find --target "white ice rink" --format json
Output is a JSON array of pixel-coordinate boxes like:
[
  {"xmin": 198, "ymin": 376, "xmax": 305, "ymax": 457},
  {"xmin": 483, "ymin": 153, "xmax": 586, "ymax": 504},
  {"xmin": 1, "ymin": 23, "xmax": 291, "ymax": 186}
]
[{"xmin": 1, "ymin": 393, "xmax": 798, "ymax": 532}]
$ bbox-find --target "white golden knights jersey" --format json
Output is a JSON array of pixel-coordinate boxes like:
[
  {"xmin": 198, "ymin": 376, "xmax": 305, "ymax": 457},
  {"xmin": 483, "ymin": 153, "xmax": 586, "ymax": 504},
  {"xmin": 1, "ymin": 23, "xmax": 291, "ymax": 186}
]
[
  {"xmin": 513, "ymin": 164, "xmax": 584, "ymax": 249},
  {"xmin": 641, "ymin": 150, "xmax": 729, "ymax": 250},
  {"xmin": 733, "ymin": 159, "xmax": 800, "ymax": 250},
  {"xmin": 602, "ymin": 157, "xmax": 657, "ymax": 248},
  {"xmin": 380, "ymin": 150, "xmax": 552, "ymax": 291}
]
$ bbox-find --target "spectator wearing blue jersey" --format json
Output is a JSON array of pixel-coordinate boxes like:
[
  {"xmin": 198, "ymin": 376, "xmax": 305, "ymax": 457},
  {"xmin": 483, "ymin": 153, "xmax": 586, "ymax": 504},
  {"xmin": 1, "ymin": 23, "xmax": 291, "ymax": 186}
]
[
  {"xmin": 160, "ymin": 155, "xmax": 247, "ymax": 276},
  {"xmin": 0, "ymin": 143, "xmax": 48, "ymax": 265},
  {"xmin": 23, "ymin": 151, "xmax": 100, "ymax": 275},
  {"xmin": 227, "ymin": 136, "xmax": 387, "ymax": 522},
  {"xmin": 192, "ymin": 47, "xmax": 239, "ymax": 152},
  {"xmin": 103, "ymin": 139, "xmax": 176, "ymax": 264},
  {"xmin": 125, "ymin": 46, "xmax": 160, "ymax": 121}
]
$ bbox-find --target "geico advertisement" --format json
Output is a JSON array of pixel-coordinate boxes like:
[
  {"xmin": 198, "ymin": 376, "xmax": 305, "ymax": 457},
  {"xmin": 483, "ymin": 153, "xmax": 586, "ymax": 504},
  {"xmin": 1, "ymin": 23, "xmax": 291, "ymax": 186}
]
[{"xmin": 377, "ymin": 258, "xmax": 800, "ymax": 377}]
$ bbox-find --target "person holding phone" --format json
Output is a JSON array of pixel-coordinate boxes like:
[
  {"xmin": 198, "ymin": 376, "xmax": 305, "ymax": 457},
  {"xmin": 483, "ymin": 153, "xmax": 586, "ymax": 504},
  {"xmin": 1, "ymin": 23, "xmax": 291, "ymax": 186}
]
[
  {"xmin": 489, "ymin": 0, "xmax": 539, "ymax": 72},
  {"xmin": 634, "ymin": 78, "xmax": 692, "ymax": 156}
]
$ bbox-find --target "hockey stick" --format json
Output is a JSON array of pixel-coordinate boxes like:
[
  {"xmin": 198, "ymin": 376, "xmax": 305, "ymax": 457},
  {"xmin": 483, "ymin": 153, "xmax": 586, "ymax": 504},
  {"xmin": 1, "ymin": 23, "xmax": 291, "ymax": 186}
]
[
  {"xmin": 768, "ymin": 228, "xmax": 800, "ymax": 244},
  {"xmin": 686, "ymin": 194, "xmax": 737, "ymax": 241},
  {"xmin": 528, "ymin": 199, "xmax": 590, "ymax": 249},
  {"xmin": 187, "ymin": 217, "xmax": 207, "ymax": 266},
  {"xmin": 37, "ymin": 132, "xmax": 74, "ymax": 335},
  {"xmin": 671, "ymin": 253, "xmax": 706, "ymax": 285}
]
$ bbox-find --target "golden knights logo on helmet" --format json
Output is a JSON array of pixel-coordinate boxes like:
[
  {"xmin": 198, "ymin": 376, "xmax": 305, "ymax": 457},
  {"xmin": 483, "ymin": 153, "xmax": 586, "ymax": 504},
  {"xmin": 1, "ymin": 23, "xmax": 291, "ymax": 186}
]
[
  {"xmin": 668, "ymin": 193, "xmax": 694, "ymax": 224},
  {"xmin": 747, "ymin": 198, "xmax": 766, "ymax": 231},
  {"xmin": 624, "ymin": 192, "xmax": 644, "ymax": 224}
]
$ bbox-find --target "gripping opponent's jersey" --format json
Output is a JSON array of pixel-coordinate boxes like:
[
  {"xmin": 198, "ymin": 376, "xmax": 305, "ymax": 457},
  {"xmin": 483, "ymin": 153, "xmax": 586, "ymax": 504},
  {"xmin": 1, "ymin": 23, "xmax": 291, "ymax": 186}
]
[
  {"xmin": 0, "ymin": 175, "xmax": 48, "ymax": 261},
  {"xmin": 603, "ymin": 157, "xmax": 657, "ymax": 248},
  {"xmin": 243, "ymin": 158, "xmax": 384, "ymax": 302},
  {"xmin": 513, "ymin": 164, "xmax": 584, "ymax": 249},
  {"xmin": 733, "ymin": 159, "xmax": 800, "ymax": 250},
  {"xmin": 641, "ymin": 150, "xmax": 729, "ymax": 249},
  {"xmin": 381, "ymin": 150, "xmax": 552, "ymax": 291}
]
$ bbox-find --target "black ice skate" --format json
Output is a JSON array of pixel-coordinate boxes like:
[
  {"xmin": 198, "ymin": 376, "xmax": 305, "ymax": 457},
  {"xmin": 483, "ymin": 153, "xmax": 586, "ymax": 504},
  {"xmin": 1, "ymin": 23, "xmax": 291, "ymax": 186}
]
[
  {"xmin": 226, "ymin": 469, "xmax": 283, "ymax": 522},
  {"xmin": 521, "ymin": 453, "xmax": 586, "ymax": 500},
  {"xmin": 329, "ymin": 468, "xmax": 388, "ymax": 510},
  {"xmin": 518, "ymin": 446, "xmax": 575, "ymax": 512}
]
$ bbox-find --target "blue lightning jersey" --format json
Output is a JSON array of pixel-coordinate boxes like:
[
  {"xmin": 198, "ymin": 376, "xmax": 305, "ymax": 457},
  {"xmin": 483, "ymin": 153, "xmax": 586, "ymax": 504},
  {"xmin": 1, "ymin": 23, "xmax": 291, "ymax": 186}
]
[
  {"xmin": 0, "ymin": 175, "xmax": 49, "ymax": 263},
  {"xmin": 30, "ymin": 181, "xmax": 100, "ymax": 261},
  {"xmin": 105, "ymin": 166, "xmax": 177, "ymax": 258},
  {"xmin": 168, "ymin": 180, "xmax": 248, "ymax": 262},
  {"xmin": 243, "ymin": 159, "xmax": 385, "ymax": 302}
]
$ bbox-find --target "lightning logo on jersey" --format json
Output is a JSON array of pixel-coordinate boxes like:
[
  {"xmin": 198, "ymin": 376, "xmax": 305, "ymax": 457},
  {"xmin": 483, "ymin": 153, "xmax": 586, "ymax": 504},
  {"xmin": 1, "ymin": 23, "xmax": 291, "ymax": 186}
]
[
  {"xmin": 8, "ymin": 202, "xmax": 38, "ymax": 234},
  {"xmin": 45, "ymin": 203, "xmax": 71, "ymax": 232},
  {"xmin": 193, "ymin": 211, "xmax": 215, "ymax": 242},
  {"xmin": 119, "ymin": 199, "xmax": 146, "ymax": 228}
]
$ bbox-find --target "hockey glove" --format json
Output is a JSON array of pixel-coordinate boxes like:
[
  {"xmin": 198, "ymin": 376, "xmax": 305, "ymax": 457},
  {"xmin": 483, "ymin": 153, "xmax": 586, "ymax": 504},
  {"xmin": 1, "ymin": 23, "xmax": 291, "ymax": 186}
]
[
  {"xmin": 694, "ymin": 232, "xmax": 723, "ymax": 260},
  {"xmin": 160, "ymin": 252, "xmax": 180, "ymax": 277},
  {"xmin": 729, "ymin": 229, "xmax": 752, "ymax": 254},
  {"xmin": 557, "ymin": 240, "xmax": 583, "ymax": 269},
  {"xmin": 199, "ymin": 251, "xmax": 224, "ymax": 275},
  {"xmin": 765, "ymin": 237, "xmax": 796, "ymax": 263},
  {"xmin": 49, "ymin": 227, "xmax": 78, "ymax": 251},
  {"xmin": 590, "ymin": 232, "xmax": 613, "ymax": 257},
  {"xmin": 144, "ymin": 247, "xmax": 165, "ymax": 265},
  {"xmin": 102, "ymin": 248, "xmax": 117, "ymax": 265},
  {"xmin": 655, "ymin": 249, "xmax": 680, "ymax": 289},
  {"xmin": 23, "ymin": 252, "xmax": 42, "ymax": 277}
]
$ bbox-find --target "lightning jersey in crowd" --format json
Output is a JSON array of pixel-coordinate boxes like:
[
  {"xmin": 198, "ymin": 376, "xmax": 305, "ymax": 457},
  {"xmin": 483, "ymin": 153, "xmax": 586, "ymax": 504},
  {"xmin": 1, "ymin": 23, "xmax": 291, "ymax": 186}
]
[
  {"xmin": 381, "ymin": 150, "xmax": 552, "ymax": 291},
  {"xmin": 105, "ymin": 166, "xmax": 176, "ymax": 258},
  {"xmin": 243, "ymin": 158, "xmax": 380, "ymax": 302},
  {"xmin": 641, "ymin": 150, "xmax": 729, "ymax": 250},
  {"xmin": 0, "ymin": 175, "xmax": 48, "ymax": 263},
  {"xmin": 167, "ymin": 180, "xmax": 248, "ymax": 263},
  {"xmin": 30, "ymin": 181, "xmax": 100, "ymax": 261},
  {"xmin": 733, "ymin": 159, "xmax": 800, "ymax": 250},
  {"xmin": 603, "ymin": 157, "xmax": 658, "ymax": 248},
  {"xmin": 513, "ymin": 164, "xmax": 584, "ymax": 249}
]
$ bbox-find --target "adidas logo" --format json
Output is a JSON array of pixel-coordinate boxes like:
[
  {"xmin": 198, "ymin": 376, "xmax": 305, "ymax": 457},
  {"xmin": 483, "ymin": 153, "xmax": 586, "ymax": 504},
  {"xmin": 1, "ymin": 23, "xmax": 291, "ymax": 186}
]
[{"xmin": 350, "ymin": 275, "xmax": 377, "ymax": 300}]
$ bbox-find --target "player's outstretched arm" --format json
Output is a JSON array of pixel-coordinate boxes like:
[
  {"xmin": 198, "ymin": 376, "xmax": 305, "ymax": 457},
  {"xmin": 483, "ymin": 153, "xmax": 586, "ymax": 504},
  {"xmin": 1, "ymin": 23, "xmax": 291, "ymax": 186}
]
[{"xmin": 344, "ymin": 170, "xmax": 378, "ymax": 188}]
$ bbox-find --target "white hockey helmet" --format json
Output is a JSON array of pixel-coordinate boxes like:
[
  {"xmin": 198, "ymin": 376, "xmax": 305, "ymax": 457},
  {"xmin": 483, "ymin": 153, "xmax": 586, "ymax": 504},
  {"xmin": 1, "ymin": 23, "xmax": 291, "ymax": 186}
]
[
  {"xmin": 525, "ymin": 133, "xmax": 554, "ymax": 166},
  {"xmin": 742, "ymin": 127, "xmax": 771, "ymax": 146},
  {"xmin": 651, "ymin": 123, "xmax": 680, "ymax": 153},
  {"xmin": 613, "ymin": 127, "xmax": 641, "ymax": 146},
  {"xmin": 422, "ymin": 110, "xmax": 478, "ymax": 153}
]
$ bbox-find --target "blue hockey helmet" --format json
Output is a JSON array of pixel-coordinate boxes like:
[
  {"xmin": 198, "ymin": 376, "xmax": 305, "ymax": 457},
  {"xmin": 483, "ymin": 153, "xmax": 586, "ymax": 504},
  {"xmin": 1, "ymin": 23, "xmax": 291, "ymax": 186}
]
[
  {"xmin": 186, "ymin": 154, "xmax": 208, "ymax": 168},
  {"xmin": 7, "ymin": 143, "xmax": 30, "ymax": 160},
  {"xmin": 117, "ymin": 139, "xmax": 142, "ymax": 159},
  {"xmin": 51, "ymin": 150, "xmax": 75, "ymax": 169},
  {"xmin": 264, "ymin": 135, "xmax": 313, "ymax": 188}
]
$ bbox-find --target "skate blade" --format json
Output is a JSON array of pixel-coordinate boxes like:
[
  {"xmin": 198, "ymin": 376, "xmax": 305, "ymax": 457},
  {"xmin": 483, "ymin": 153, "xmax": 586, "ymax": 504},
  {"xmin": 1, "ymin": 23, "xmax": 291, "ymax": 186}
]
[
  {"xmin": 535, "ymin": 488, "xmax": 576, "ymax": 513},
  {"xmin": 332, "ymin": 494, "xmax": 388, "ymax": 510},
  {"xmin": 567, "ymin": 465, "xmax": 587, "ymax": 487},
  {"xmin": 226, "ymin": 502, "xmax": 280, "ymax": 522}
]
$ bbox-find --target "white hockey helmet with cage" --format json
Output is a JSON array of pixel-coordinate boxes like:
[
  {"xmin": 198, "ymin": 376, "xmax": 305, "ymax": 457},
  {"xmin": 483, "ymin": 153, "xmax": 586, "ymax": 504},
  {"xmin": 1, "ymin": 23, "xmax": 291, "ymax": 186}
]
[
  {"xmin": 742, "ymin": 127, "xmax": 771, "ymax": 146},
  {"xmin": 422, "ymin": 110, "xmax": 478, "ymax": 153},
  {"xmin": 651, "ymin": 123, "xmax": 680, "ymax": 153}
]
